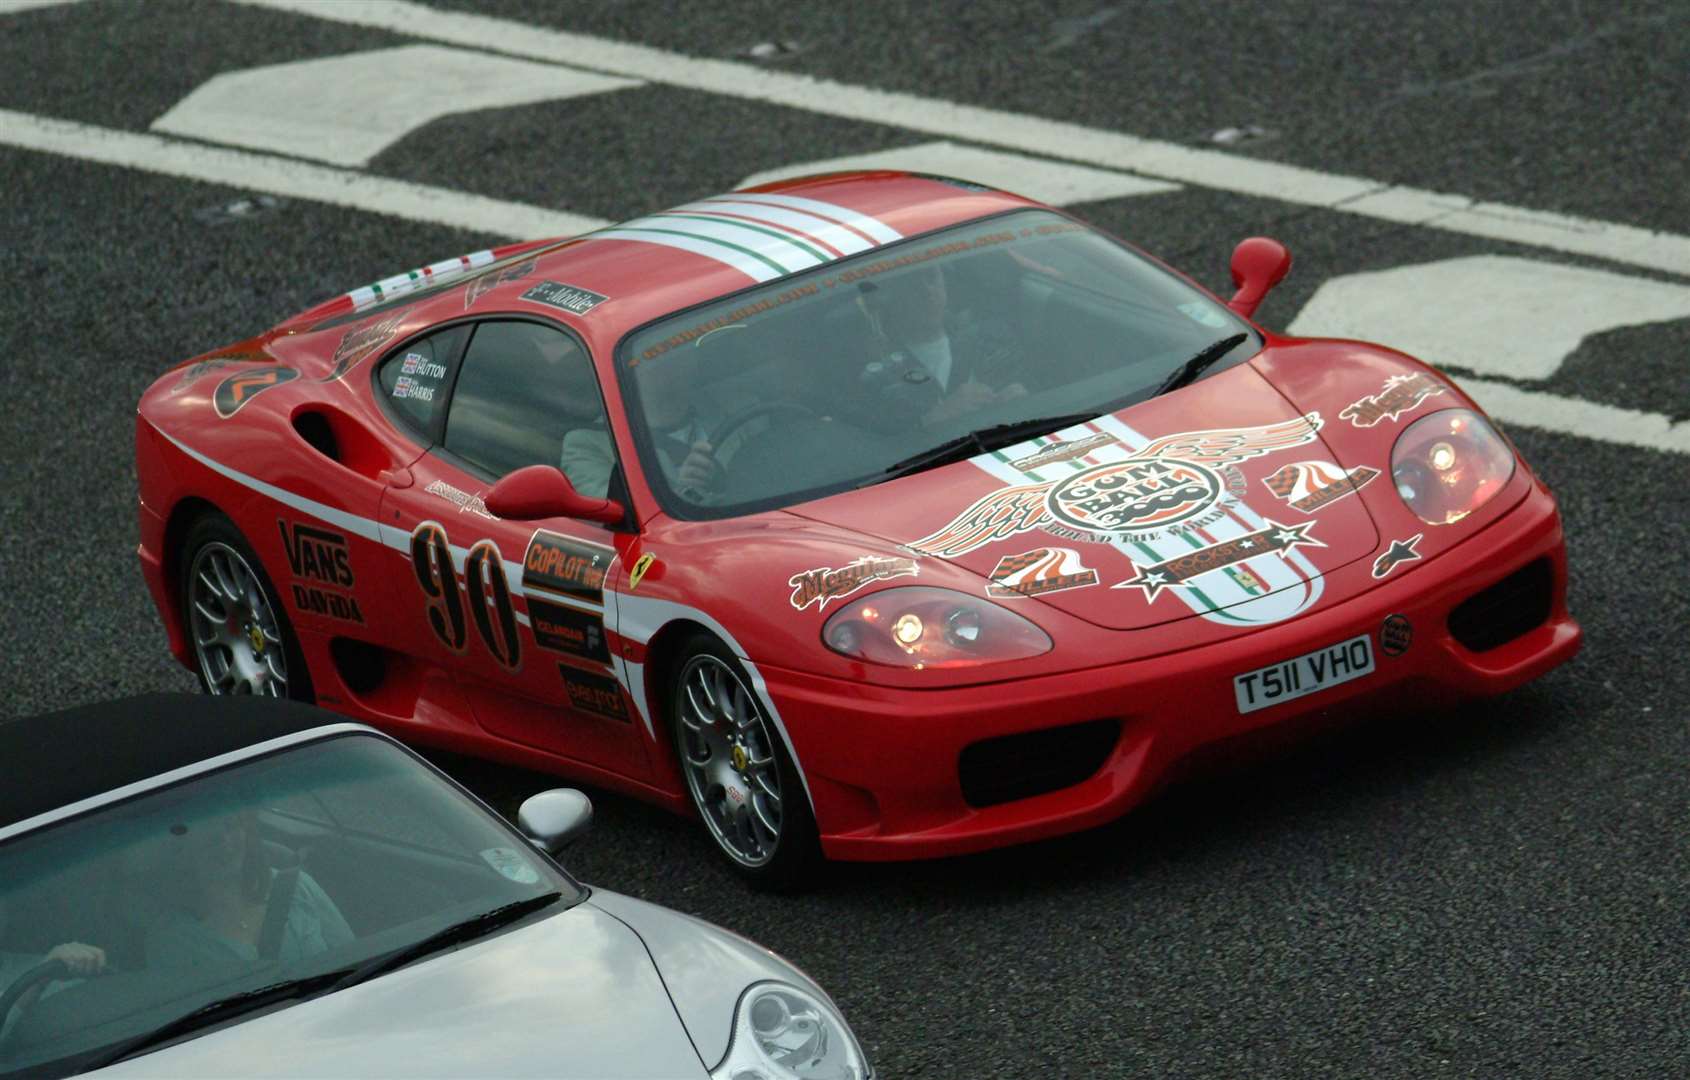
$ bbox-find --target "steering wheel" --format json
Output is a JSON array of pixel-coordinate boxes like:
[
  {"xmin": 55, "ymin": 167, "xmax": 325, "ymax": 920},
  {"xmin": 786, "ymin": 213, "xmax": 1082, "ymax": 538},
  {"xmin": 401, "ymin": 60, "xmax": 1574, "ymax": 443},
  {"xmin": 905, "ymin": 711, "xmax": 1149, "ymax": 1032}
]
[
  {"xmin": 0, "ymin": 958, "xmax": 70, "ymax": 1052},
  {"xmin": 709, "ymin": 401, "xmax": 822, "ymax": 452}
]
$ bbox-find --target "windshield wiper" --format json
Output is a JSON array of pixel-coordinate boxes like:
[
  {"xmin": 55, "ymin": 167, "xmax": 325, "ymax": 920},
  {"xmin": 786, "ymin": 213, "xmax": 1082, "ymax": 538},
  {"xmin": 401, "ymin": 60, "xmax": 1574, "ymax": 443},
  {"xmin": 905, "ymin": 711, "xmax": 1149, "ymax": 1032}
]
[
  {"xmin": 328, "ymin": 891, "xmax": 564, "ymax": 993},
  {"xmin": 872, "ymin": 412, "xmax": 1102, "ymax": 484},
  {"xmin": 1151, "ymin": 333, "xmax": 1250, "ymax": 398},
  {"xmin": 78, "ymin": 970, "xmax": 351, "ymax": 1070}
]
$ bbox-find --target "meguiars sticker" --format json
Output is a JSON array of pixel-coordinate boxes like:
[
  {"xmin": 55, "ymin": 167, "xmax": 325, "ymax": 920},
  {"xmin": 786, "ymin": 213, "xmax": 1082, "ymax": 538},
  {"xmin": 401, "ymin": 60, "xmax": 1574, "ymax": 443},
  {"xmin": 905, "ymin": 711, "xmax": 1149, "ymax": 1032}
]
[
  {"xmin": 788, "ymin": 555, "xmax": 919, "ymax": 611},
  {"xmin": 1339, "ymin": 373, "xmax": 1446, "ymax": 428},
  {"xmin": 463, "ymin": 257, "xmax": 539, "ymax": 309},
  {"xmin": 322, "ymin": 312, "xmax": 406, "ymax": 382}
]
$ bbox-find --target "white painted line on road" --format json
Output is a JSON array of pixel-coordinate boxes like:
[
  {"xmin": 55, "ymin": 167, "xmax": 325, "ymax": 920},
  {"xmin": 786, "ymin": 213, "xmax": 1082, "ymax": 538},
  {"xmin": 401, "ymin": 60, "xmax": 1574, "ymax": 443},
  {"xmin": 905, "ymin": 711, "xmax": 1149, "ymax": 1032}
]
[
  {"xmin": 0, "ymin": 0, "xmax": 82, "ymax": 13},
  {"xmin": 1289, "ymin": 256, "xmax": 1690, "ymax": 380},
  {"xmin": 0, "ymin": 109, "xmax": 610, "ymax": 239},
  {"xmin": 237, "ymin": 0, "xmax": 1690, "ymax": 280},
  {"xmin": 152, "ymin": 44, "xmax": 640, "ymax": 167},
  {"xmin": 1460, "ymin": 378, "xmax": 1690, "ymax": 457},
  {"xmin": 739, "ymin": 141, "xmax": 1181, "ymax": 206}
]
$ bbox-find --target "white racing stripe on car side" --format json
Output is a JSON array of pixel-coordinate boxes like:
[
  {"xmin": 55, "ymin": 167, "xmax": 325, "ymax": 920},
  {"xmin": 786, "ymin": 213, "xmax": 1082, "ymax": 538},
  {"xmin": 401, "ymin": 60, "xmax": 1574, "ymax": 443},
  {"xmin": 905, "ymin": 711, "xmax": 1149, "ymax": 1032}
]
[
  {"xmin": 154, "ymin": 425, "xmax": 809, "ymax": 805},
  {"xmin": 615, "ymin": 592, "xmax": 818, "ymax": 815}
]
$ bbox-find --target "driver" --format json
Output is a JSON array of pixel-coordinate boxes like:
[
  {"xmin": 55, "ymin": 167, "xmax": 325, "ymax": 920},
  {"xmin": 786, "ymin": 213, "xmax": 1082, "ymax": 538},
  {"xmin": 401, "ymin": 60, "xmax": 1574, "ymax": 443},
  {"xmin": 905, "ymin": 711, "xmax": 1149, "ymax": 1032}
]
[
  {"xmin": 562, "ymin": 348, "xmax": 723, "ymax": 502},
  {"xmin": 855, "ymin": 264, "xmax": 1026, "ymax": 429},
  {"xmin": 144, "ymin": 806, "xmax": 351, "ymax": 970},
  {"xmin": 0, "ymin": 896, "xmax": 106, "ymax": 1037}
]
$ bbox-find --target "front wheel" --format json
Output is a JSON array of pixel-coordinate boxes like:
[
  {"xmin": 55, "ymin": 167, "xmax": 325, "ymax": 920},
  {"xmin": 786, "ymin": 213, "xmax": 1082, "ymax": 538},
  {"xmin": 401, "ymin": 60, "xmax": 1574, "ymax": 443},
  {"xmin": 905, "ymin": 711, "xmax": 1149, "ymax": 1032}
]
[
  {"xmin": 670, "ymin": 636, "xmax": 819, "ymax": 888},
  {"xmin": 179, "ymin": 514, "xmax": 312, "ymax": 701}
]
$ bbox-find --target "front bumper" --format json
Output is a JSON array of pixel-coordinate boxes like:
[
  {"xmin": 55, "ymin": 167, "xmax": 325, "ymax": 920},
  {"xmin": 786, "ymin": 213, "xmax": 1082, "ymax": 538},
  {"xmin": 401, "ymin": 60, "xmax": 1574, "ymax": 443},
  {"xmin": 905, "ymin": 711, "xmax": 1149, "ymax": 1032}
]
[{"xmin": 764, "ymin": 485, "xmax": 1581, "ymax": 861}]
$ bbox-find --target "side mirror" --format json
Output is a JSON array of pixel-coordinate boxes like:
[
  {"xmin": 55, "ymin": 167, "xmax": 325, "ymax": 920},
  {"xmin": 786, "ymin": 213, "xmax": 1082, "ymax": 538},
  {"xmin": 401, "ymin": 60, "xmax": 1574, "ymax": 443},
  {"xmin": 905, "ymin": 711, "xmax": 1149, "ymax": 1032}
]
[
  {"xmin": 1226, "ymin": 237, "xmax": 1292, "ymax": 321},
  {"xmin": 517, "ymin": 788, "xmax": 593, "ymax": 854},
  {"xmin": 485, "ymin": 464, "xmax": 624, "ymax": 524}
]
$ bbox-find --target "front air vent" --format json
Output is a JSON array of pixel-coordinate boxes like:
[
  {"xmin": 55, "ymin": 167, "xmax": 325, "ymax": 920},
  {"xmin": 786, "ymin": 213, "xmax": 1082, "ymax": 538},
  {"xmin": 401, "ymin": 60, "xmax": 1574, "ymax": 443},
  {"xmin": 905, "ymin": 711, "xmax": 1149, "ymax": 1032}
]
[
  {"xmin": 959, "ymin": 718, "xmax": 1120, "ymax": 808},
  {"xmin": 1448, "ymin": 558, "xmax": 1553, "ymax": 652}
]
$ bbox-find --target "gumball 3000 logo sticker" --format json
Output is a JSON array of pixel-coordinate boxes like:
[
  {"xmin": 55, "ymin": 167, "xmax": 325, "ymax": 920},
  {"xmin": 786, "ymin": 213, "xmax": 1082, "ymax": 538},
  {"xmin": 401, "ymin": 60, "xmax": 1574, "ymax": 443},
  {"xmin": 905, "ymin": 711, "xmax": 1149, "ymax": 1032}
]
[{"xmin": 1047, "ymin": 458, "xmax": 1223, "ymax": 533}]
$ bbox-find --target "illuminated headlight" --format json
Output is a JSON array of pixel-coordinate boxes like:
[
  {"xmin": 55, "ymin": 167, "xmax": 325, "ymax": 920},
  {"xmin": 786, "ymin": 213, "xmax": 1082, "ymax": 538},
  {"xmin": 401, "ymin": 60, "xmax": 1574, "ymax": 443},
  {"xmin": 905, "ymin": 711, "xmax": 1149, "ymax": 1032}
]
[
  {"xmin": 711, "ymin": 982, "xmax": 871, "ymax": 1080},
  {"xmin": 822, "ymin": 586, "xmax": 1052, "ymax": 669},
  {"xmin": 1390, "ymin": 408, "xmax": 1516, "ymax": 525}
]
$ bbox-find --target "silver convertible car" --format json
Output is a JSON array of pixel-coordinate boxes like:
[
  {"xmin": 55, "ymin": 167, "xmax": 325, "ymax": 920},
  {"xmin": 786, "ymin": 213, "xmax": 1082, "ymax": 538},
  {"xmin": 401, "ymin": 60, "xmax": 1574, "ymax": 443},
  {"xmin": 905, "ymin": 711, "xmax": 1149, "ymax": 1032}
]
[{"xmin": 0, "ymin": 695, "xmax": 869, "ymax": 1078}]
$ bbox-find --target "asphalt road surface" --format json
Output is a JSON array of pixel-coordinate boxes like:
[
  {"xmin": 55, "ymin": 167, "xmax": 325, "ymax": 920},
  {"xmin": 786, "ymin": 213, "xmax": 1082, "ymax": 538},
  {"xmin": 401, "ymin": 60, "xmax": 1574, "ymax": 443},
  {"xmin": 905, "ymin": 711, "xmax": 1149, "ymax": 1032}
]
[{"xmin": 3, "ymin": 2, "xmax": 1687, "ymax": 1076}]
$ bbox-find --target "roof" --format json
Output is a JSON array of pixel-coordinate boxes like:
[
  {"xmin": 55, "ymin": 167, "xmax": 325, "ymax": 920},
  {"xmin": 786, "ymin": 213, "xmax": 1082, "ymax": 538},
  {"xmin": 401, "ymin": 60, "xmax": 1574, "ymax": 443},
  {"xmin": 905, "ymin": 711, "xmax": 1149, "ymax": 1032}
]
[
  {"xmin": 289, "ymin": 171, "xmax": 1038, "ymax": 351},
  {"xmin": 0, "ymin": 694, "xmax": 343, "ymax": 829}
]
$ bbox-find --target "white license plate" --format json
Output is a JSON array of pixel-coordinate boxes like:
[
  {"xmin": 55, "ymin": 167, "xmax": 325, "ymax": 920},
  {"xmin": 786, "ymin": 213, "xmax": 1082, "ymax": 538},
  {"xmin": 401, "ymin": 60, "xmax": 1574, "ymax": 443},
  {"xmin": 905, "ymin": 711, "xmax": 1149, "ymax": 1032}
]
[{"xmin": 1234, "ymin": 633, "xmax": 1375, "ymax": 714}]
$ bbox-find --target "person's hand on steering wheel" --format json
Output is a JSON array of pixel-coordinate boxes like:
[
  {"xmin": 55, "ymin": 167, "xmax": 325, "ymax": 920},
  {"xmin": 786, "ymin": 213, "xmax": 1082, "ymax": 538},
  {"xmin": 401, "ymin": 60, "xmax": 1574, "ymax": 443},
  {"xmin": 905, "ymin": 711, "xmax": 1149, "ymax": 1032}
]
[
  {"xmin": 43, "ymin": 942, "xmax": 106, "ymax": 977},
  {"xmin": 674, "ymin": 440, "xmax": 722, "ymax": 501}
]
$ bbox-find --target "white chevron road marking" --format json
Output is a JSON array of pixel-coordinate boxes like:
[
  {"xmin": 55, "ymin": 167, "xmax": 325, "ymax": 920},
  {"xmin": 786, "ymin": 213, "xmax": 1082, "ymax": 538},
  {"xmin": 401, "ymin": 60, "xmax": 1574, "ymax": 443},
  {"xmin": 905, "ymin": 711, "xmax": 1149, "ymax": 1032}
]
[
  {"xmin": 238, "ymin": 0, "xmax": 1690, "ymax": 280},
  {"xmin": 151, "ymin": 44, "xmax": 640, "ymax": 167}
]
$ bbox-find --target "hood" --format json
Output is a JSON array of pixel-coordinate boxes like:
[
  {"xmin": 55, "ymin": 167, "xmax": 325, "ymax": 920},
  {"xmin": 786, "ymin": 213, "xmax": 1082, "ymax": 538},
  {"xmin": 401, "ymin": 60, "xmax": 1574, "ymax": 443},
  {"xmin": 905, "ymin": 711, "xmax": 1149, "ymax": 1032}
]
[
  {"xmin": 789, "ymin": 359, "xmax": 1383, "ymax": 631},
  {"xmin": 96, "ymin": 904, "xmax": 707, "ymax": 1079}
]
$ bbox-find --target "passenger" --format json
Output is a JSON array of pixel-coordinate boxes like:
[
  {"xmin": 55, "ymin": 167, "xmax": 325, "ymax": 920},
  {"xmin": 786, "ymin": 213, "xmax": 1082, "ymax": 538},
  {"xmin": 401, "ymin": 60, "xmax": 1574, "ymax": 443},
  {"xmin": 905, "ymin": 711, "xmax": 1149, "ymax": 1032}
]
[
  {"xmin": 855, "ymin": 264, "xmax": 1026, "ymax": 428},
  {"xmin": 144, "ymin": 807, "xmax": 351, "ymax": 969}
]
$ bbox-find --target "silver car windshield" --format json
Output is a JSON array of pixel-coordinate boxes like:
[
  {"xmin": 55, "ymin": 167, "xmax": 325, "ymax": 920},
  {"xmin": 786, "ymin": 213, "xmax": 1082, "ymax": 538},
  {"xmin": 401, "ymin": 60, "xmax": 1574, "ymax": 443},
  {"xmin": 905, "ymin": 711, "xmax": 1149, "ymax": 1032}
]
[
  {"xmin": 613, "ymin": 208, "xmax": 1256, "ymax": 518},
  {"xmin": 0, "ymin": 735, "xmax": 580, "ymax": 1078}
]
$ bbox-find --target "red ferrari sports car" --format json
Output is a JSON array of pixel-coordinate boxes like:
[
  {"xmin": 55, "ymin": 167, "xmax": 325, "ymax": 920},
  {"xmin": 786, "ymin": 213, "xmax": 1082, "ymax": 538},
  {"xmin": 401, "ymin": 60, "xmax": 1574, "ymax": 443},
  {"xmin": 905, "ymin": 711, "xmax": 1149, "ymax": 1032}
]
[{"xmin": 137, "ymin": 172, "xmax": 1580, "ymax": 884}]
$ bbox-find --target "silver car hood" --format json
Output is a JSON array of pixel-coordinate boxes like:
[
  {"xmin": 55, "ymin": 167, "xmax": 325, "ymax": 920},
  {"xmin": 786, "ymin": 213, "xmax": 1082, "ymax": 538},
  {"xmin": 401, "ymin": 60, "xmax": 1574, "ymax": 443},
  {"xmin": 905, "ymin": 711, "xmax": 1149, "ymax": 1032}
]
[{"xmin": 94, "ymin": 900, "xmax": 707, "ymax": 1079}]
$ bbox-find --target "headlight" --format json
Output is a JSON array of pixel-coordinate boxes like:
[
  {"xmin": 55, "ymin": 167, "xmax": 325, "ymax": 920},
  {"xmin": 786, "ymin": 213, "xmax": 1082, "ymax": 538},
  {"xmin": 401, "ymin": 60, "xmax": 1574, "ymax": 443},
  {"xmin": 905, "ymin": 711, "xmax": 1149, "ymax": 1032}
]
[
  {"xmin": 1390, "ymin": 408, "xmax": 1516, "ymax": 525},
  {"xmin": 711, "ymin": 982, "xmax": 871, "ymax": 1080},
  {"xmin": 821, "ymin": 586, "xmax": 1052, "ymax": 668}
]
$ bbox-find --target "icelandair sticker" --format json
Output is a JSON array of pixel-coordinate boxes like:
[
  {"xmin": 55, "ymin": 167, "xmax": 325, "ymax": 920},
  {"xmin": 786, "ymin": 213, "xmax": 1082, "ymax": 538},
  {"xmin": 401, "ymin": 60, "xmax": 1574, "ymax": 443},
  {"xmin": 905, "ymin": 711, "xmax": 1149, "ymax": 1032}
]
[{"xmin": 479, "ymin": 847, "xmax": 541, "ymax": 885}]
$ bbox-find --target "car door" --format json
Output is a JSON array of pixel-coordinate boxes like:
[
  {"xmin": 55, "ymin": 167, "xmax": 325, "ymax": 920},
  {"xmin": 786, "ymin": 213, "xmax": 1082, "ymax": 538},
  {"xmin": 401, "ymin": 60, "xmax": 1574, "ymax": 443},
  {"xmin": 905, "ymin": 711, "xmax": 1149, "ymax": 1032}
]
[{"xmin": 376, "ymin": 317, "xmax": 649, "ymax": 781}]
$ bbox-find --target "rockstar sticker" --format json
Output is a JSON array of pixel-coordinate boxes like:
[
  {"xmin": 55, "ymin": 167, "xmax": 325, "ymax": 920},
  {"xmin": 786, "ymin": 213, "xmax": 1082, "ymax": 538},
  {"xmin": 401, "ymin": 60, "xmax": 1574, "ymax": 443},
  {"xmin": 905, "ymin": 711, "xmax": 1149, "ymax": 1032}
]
[{"xmin": 1114, "ymin": 520, "xmax": 1326, "ymax": 602}]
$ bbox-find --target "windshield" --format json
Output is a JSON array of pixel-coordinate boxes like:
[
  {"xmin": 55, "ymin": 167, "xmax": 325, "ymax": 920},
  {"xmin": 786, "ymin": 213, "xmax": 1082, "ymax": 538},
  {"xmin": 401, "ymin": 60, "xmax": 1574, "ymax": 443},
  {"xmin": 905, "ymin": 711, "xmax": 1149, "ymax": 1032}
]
[
  {"xmin": 615, "ymin": 209, "xmax": 1256, "ymax": 518},
  {"xmin": 0, "ymin": 735, "xmax": 581, "ymax": 1077}
]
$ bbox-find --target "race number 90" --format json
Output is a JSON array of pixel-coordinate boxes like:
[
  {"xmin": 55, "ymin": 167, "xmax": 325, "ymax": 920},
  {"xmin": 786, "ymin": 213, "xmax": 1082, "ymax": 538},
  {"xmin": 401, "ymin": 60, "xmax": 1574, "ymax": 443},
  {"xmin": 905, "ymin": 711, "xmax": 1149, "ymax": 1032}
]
[{"xmin": 409, "ymin": 523, "xmax": 520, "ymax": 670}]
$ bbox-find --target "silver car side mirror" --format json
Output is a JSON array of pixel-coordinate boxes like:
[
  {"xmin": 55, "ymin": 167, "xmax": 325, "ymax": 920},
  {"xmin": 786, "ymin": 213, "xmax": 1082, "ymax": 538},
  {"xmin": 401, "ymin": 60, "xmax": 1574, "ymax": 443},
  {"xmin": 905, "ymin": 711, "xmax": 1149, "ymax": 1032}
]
[{"xmin": 517, "ymin": 789, "xmax": 593, "ymax": 854}]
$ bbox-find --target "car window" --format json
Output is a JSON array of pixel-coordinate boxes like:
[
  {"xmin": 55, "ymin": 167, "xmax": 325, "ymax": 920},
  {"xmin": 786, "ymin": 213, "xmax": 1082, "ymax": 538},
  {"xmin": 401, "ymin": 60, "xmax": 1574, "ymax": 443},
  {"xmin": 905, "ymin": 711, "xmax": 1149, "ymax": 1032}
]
[
  {"xmin": 615, "ymin": 208, "xmax": 1256, "ymax": 519},
  {"xmin": 0, "ymin": 735, "xmax": 581, "ymax": 1078},
  {"xmin": 442, "ymin": 320, "xmax": 611, "ymax": 485},
  {"xmin": 376, "ymin": 324, "xmax": 468, "ymax": 440}
]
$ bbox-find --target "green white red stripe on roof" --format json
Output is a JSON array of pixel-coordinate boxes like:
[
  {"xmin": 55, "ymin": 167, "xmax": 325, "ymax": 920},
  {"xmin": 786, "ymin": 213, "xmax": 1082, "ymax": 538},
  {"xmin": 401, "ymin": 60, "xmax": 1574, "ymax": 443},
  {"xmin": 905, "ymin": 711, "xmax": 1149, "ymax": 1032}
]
[
  {"xmin": 590, "ymin": 192, "xmax": 904, "ymax": 282},
  {"xmin": 346, "ymin": 249, "xmax": 498, "ymax": 311}
]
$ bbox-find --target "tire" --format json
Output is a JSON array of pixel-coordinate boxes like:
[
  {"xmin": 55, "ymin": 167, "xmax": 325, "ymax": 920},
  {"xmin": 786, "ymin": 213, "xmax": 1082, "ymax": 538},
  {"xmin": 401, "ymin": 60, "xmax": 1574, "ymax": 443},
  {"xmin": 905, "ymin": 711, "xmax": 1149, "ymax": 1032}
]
[
  {"xmin": 668, "ymin": 634, "xmax": 819, "ymax": 889},
  {"xmin": 178, "ymin": 513, "xmax": 314, "ymax": 702}
]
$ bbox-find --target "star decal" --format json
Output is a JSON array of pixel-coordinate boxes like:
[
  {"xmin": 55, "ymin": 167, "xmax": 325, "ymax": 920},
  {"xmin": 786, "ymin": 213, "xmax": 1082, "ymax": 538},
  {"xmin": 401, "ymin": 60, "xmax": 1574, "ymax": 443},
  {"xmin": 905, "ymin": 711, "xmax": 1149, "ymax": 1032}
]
[{"xmin": 1371, "ymin": 533, "xmax": 1424, "ymax": 579}]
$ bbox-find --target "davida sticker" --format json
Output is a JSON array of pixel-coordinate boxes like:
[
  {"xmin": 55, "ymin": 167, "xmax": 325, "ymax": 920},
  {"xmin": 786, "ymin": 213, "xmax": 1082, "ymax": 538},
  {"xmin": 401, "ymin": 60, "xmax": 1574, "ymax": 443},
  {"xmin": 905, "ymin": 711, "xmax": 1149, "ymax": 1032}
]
[
  {"xmin": 520, "ymin": 280, "xmax": 609, "ymax": 316},
  {"xmin": 1339, "ymin": 373, "xmax": 1447, "ymax": 428},
  {"xmin": 1114, "ymin": 520, "xmax": 1323, "ymax": 602},
  {"xmin": 1371, "ymin": 534, "xmax": 1423, "ymax": 579},
  {"xmin": 561, "ymin": 667, "xmax": 631, "ymax": 722},
  {"xmin": 463, "ymin": 257, "xmax": 539, "ymax": 309},
  {"xmin": 522, "ymin": 531, "xmax": 614, "ymax": 604},
  {"xmin": 1261, "ymin": 460, "xmax": 1381, "ymax": 513},
  {"xmin": 213, "ymin": 366, "xmax": 298, "ymax": 418},
  {"xmin": 279, "ymin": 520, "xmax": 363, "ymax": 623},
  {"xmin": 478, "ymin": 847, "xmax": 541, "ymax": 885},
  {"xmin": 986, "ymin": 548, "xmax": 1098, "ymax": 598},
  {"xmin": 913, "ymin": 413, "xmax": 1333, "ymax": 628},
  {"xmin": 788, "ymin": 555, "xmax": 919, "ymax": 611},
  {"xmin": 321, "ymin": 312, "xmax": 406, "ymax": 382}
]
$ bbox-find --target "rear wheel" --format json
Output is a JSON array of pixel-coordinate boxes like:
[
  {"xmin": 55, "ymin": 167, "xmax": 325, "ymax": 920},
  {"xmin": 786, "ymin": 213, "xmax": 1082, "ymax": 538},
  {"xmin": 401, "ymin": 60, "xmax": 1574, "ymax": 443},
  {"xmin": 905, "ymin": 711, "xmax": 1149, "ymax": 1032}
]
[
  {"xmin": 670, "ymin": 635, "xmax": 818, "ymax": 888},
  {"xmin": 179, "ymin": 514, "xmax": 312, "ymax": 701}
]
